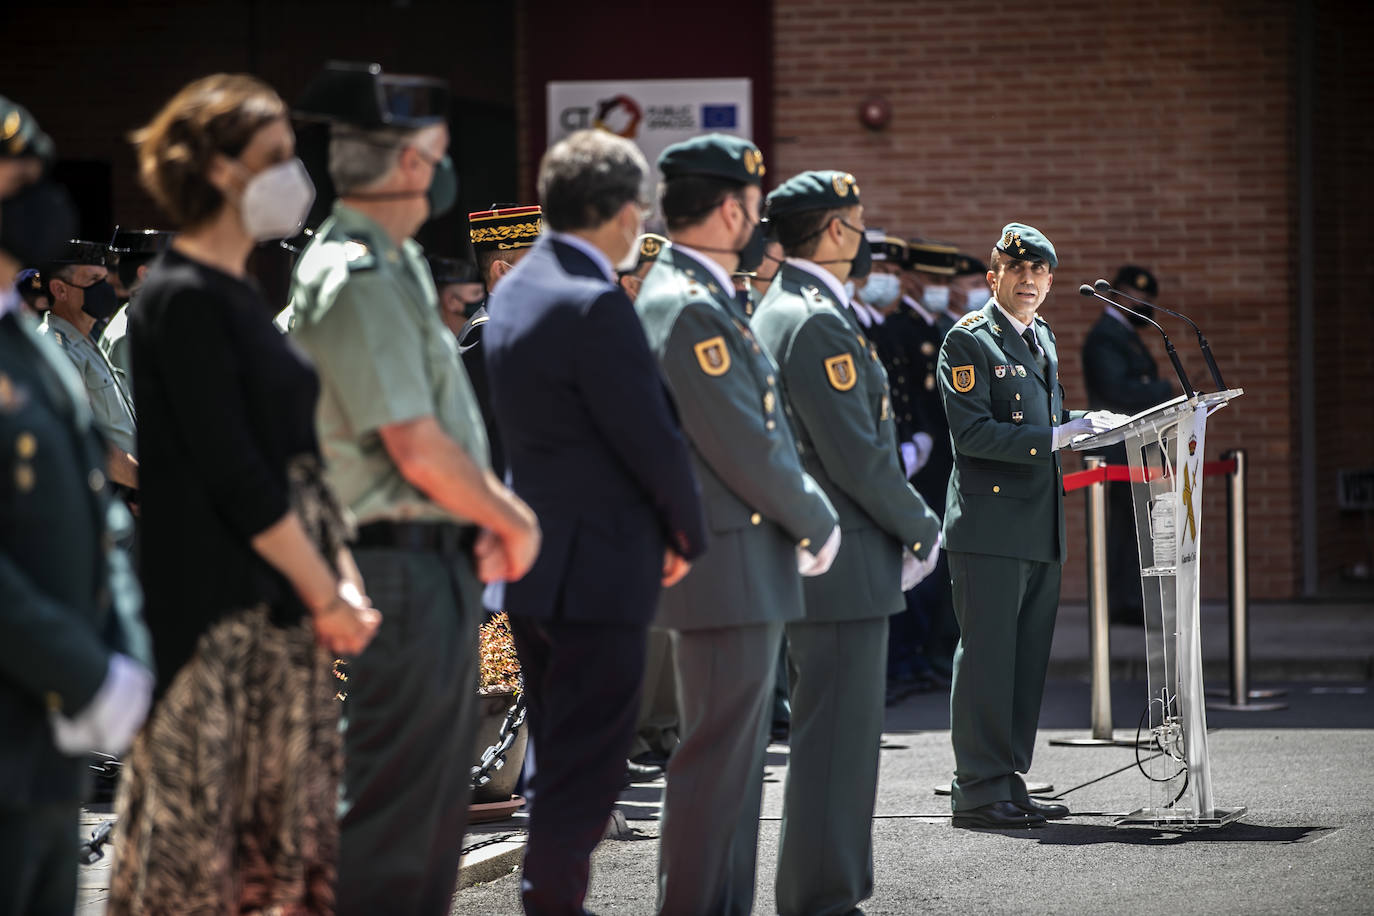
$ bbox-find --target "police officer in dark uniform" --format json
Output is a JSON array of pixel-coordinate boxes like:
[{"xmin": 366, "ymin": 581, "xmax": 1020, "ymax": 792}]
[
  {"xmin": 0, "ymin": 93, "xmax": 153, "ymax": 916},
  {"xmin": 99, "ymin": 228, "xmax": 175, "ymax": 379},
  {"xmin": 1081, "ymin": 265, "xmax": 1174, "ymax": 625}
]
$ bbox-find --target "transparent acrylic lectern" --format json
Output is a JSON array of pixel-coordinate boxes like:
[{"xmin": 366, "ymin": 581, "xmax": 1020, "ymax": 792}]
[{"xmin": 1071, "ymin": 389, "xmax": 1247, "ymax": 829}]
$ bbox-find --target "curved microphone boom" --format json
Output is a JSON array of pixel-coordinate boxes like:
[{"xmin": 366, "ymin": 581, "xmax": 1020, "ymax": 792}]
[
  {"xmin": 1079, "ymin": 284, "xmax": 1196, "ymax": 397},
  {"xmin": 1093, "ymin": 278, "xmax": 1226, "ymax": 391}
]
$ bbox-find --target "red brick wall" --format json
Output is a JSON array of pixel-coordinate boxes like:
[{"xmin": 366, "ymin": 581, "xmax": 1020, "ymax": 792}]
[{"xmin": 773, "ymin": 0, "xmax": 1298, "ymax": 600}]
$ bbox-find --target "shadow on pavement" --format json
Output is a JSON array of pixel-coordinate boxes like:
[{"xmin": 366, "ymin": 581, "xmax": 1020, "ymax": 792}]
[{"xmin": 976, "ymin": 822, "xmax": 1334, "ymax": 847}]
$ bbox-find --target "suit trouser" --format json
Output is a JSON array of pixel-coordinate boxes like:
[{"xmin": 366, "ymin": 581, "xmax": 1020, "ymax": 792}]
[
  {"xmin": 776, "ymin": 617, "xmax": 889, "ymax": 916},
  {"xmin": 656, "ymin": 622, "xmax": 782, "ymax": 916},
  {"xmin": 338, "ymin": 547, "xmax": 481, "ymax": 916},
  {"xmin": 629, "ymin": 628, "xmax": 681, "ymax": 760},
  {"xmin": 510, "ymin": 615, "xmax": 649, "ymax": 916},
  {"xmin": 0, "ymin": 802, "xmax": 78, "ymax": 916},
  {"xmin": 947, "ymin": 550, "xmax": 1062, "ymax": 811}
]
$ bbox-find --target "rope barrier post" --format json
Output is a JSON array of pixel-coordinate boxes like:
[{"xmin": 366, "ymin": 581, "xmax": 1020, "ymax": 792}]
[
  {"xmin": 1051, "ymin": 456, "xmax": 1121, "ymax": 746},
  {"xmin": 1208, "ymin": 448, "xmax": 1286, "ymax": 712}
]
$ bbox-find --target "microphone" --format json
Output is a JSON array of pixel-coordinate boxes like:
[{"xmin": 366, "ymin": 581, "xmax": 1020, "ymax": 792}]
[
  {"xmin": 1079, "ymin": 284, "xmax": 1196, "ymax": 397},
  {"xmin": 1093, "ymin": 279, "xmax": 1226, "ymax": 391}
]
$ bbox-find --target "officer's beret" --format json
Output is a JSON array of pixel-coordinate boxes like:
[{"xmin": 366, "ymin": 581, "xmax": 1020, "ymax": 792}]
[
  {"xmin": 0, "ymin": 96, "xmax": 54, "ymax": 165},
  {"xmin": 866, "ymin": 229, "xmax": 906, "ymax": 264},
  {"xmin": 14, "ymin": 268, "xmax": 46, "ymax": 309},
  {"xmin": 426, "ymin": 254, "xmax": 481, "ymax": 287},
  {"xmin": 658, "ymin": 134, "xmax": 766, "ymax": 186},
  {"xmin": 995, "ymin": 222, "xmax": 1057, "ymax": 270},
  {"xmin": 108, "ymin": 228, "xmax": 174, "ymax": 257},
  {"xmin": 765, "ymin": 170, "xmax": 861, "ymax": 218},
  {"xmin": 468, "ymin": 204, "xmax": 542, "ymax": 254},
  {"xmin": 44, "ymin": 240, "xmax": 108, "ymax": 271},
  {"xmin": 295, "ymin": 61, "xmax": 449, "ymax": 130},
  {"xmin": 632, "ymin": 233, "xmax": 668, "ymax": 272},
  {"xmin": 954, "ymin": 252, "xmax": 988, "ymax": 276},
  {"xmin": 1113, "ymin": 264, "xmax": 1158, "ymax": 298},
  {"xmin": 906, "ymin": 238, "xmax": 960, "ymax": 276}
]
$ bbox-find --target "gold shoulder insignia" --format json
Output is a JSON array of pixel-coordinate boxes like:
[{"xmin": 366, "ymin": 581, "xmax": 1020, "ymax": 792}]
[
  {"xmin": 824, "ymin": 353, "xmax": 857, "ymax": 391},
  {"xmin": 958, "ymin": 313, "xmax": 983, "ymax": 328},
  {"xmin": 694, "ymin": 336, "xmax": 731, "ymax": 376},
  {"xmin": 951, "ymin": 364, "xmax": 976, "ymax": 393},
  {"xmin": 343, "ymin": 240, "xmax": 369, "ymax": 261}
]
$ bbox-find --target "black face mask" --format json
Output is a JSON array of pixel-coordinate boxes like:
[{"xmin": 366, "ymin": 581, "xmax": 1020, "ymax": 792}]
[
  {"xmin": 75, "ymin": 279, "xmax": 120, "ymax": 321},
  {"xmin": 736, "ymin": 217, "xmax": 768, "ymax": 273},
  {"xmin": 0, "ymin": 180, "xmax": 77, "ymax": 267},
  {"xmin": 815, "ymin": 218, "xmax": 870, "ymax": 278},
  {"xmin": 1125, "ymin": 303, "xmax": 1155, "ymax": 327}
]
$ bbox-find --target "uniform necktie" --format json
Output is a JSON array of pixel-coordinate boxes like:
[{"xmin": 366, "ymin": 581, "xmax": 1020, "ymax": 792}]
[{"xmin": 1023, "ymin": 328, "xmax": 1048, "ymax": 378}]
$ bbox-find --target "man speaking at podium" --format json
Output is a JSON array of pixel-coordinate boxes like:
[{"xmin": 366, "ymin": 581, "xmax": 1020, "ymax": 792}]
[{"xmin": 937, "ymin": 223, "xmax": 1125, "ymax": 829}]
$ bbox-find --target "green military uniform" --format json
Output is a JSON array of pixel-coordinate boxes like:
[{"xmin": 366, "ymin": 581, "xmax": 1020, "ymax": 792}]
[
  {"xmin": 752, "ymin": 170, "xmax": 940, "ymax": 916},
  {"xmin": 290, "ymin": 193, "xmax": 487, "ymax": 910},
  {"xmin": 0, "ymin": 307, "xmax": 149, "ymax": 915},
  {"xmin": 39, "ymin": 311, "xmax": 138, "ymax": 458},
  {"xmin": 938, "ymin": 223, "xmax": 1085, "ymax": 817},
  {"xmin": 636, "ymin": 136, "xmax": 839, "ymax": 916}
]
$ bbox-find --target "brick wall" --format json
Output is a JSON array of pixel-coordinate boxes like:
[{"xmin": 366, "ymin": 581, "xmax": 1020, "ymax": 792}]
[{"xmin": 772, "ymin": 0, "xmax": 1299, "ymax": 601}]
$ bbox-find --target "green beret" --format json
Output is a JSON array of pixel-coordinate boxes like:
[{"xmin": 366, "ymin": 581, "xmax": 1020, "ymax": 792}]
[
  {"xmin": 0, "ymin": 95, "xmax": 55, "ymax": 165},
  {"xmin": 996, "ymin": 222, "xmax": 1057, "ymax": 270},
  {"xmin": 765, "ymin": 170, "xmax": 861, "ymax": 218},
  {"xmin": 658, "ymin": 134, "xmax": 765, "ymax": 185}
]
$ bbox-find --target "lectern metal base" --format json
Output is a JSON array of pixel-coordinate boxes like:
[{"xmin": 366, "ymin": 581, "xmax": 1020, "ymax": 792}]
[{"xmin": 1114, "ymin": 805, "xmax": 1247, "ymax": 830}]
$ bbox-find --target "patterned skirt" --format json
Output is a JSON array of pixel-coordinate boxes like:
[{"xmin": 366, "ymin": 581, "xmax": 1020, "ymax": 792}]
[{"xmin": 109, "ymin": 457, "xmax": 352, "ymax": 915}]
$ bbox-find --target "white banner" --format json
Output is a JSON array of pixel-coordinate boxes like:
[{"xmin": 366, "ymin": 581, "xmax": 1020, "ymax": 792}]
[{"xmin": 546, "ymin": 78, "xmax": 754, "ymax": 213}]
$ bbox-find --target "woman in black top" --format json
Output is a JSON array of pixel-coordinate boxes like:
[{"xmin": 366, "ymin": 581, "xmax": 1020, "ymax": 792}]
[{"xmin": 110, "ymin": 74, "xmax": 379, "ymax": 915}]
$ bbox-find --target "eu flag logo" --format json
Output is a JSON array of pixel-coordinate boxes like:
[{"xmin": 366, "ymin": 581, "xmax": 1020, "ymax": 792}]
[{"xmin": 700, "ymin": 105, "xmax": 738, "ymax": 129}]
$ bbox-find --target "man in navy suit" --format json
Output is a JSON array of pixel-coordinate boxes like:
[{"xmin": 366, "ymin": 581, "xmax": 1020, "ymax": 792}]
[{"xmin": 483, "ymin": 128, "xmax": 708, "ymax": 916}]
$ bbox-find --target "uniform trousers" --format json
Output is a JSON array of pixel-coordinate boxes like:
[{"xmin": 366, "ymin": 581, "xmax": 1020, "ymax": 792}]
[
  {"xmin": 510, "ymin": 615, "xmax": 649, "ymax": 916},
  {"xmin": 656, "ymin": 622, "xmax": 782, "ymax": 916},
  {"xmin": 947, "ymin": 550, "xmax": 1062, "ymax": 811},
  {"xmin": 338, "ymin": 546, "xmax": 481, "ymax": 916},
  {"xmin": 776, "ymin": 617, "xmax": 889, "ymax": 916},
  {"xmin": 0, "ymin": 802, "xmax": 78, "ymax": 916},
  {"xmin": 630, "ymin": 628, "xmax": 681, "ymax": 761}
]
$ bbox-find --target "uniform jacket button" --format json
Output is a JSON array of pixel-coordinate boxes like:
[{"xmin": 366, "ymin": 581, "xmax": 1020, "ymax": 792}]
[
  {"xmin": 1030, "ymin": 448, "xmax": 1038, "ymax": 456},
  {"xmin": 750, "ymin": 512, "xmax": 762, "ymax": 525},
  {"xmin": 993, "ymin": 485, "xmax": 1001, "ymax": 493},
  {"xmin": 799, "ymin": 537, "xmax": 811, "ymax": 549}
]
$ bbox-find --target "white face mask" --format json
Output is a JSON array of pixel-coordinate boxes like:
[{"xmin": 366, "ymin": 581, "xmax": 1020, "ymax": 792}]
[
  {"xmin": 861, "ymin": 272, "xmax": 901, "ymax": 308},
  {"xmin": 921, "ymin": 284, "xmax": 951, "ymax": 313},
  {"xmin": 614, "ymin": 214, "xmax": 644, "ymax": 274},
  {"xmin": 239, "ymin": 158, "xmax": 315, "ymax": 242},
  {"xmin": 843, "ymin": 279, "xmax": 856, "ymax": 301}
]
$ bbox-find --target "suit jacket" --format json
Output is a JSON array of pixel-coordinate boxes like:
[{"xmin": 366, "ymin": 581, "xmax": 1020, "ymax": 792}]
[
  {"xmin": 753, "ymin": 263, "xmax": 940, "ymax": 622},
  {"xmin": 636, "ymin": 245, "xmax": 837, "ymax": 631},
  {"xmin": 483, "ymin": 236, "xmax": 706, "ymax": 625},
  {"xmin": 938, "ymin": 300, "xmax": 1085, "ymax": 564},
  {"xmin": 0, "ymin": 312, "xmax": 148, "ymax": 807}
]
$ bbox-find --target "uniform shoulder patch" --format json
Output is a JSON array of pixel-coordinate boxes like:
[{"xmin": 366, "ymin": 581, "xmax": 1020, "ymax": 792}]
[
  {"xmin": 951, "ymin": 364, "xmax": 976, "ymax": 393},
  {"xmin": 958, "ymin": 313, "xmax": 985, "ymax": 329},
  {"xmin": 694, "ymin": 336, "xmax": 731, "ymax": 376},
  {"xmin": 342, "ymin": 239, "xmax": 376, "ymax": 271},
  {"xmin": 824, "ymin": 353, "xmax": 858, "ymax": 391}
]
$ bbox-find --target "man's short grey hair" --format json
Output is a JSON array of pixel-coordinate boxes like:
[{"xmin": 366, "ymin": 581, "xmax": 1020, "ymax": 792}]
[
  {"xmin": 538, "ymin": 129, "xmax": 648, "ymax": 232},
  {"xmin": 328, "ymin": 125, "xmax": 420, "ymax": 195}
]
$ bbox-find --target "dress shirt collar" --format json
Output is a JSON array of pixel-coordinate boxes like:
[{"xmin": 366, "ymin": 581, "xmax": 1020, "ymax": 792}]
[
  {"xmin": 786, "ymin": 258, "xmax": 851, "ymax": 309},
  {"xmin": 1104, "ymin": 304, "xmax": 1134, "ymax": 329},
  {"xmin": 993, "ymin": 301, "xmax": 1033, "ymax": 339},
  {"xmin": 548, "ymin": 230, "xmax": 617, "ymax": 283},
  {"xmin": 671, "ymin": 243, "xmax": 738, "ymax": 301}
]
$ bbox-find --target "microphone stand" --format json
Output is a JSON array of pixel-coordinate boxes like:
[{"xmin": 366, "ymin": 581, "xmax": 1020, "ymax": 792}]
[{"xmin": 1093, "ymin": 279, "xmax": 1227, "ymax": 391}]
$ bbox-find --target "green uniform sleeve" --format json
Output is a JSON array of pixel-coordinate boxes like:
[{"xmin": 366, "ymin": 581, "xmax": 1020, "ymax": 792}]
[
  {"xmin": 295, "ymin": 273, "xmax": 436, "ymax": 436},
  {"xmin": 786, "ymin": 312, "xmax": 939, "ymax": 557},
  {"xmin": 939, "ymin": 327, "xmax": 1055, "ymax": 464},
  {"xmin": 0, "ymin": 552, "xmax": 110, "ymax": 714},
  {"xmin": 662, "ymin": 302, "xmax": 837, "ymax": 547}
]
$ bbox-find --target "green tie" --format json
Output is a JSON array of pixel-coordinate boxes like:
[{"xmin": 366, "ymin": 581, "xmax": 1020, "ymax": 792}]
[{"xmin": 1023, "ymin": 328, "xmax": 1048, "ymax": 378}]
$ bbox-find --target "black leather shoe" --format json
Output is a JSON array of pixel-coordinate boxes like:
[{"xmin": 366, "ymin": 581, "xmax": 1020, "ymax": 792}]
[
  {"xmin": 1016, "ymin": 798, "xmax": 1069, "ymax": 820},
  {"xmin": 625, "ymin": 759, "xmax": 664, "ymax": 784},
  {"xmin": 952, "ymin": 801, "xmax": 1047, "ymax": 829}
]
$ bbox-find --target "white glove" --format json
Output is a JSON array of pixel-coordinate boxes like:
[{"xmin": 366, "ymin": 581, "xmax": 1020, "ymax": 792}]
[
  {"xmin": 798, "ymin": 525, "xmax": 841, "ymax": 577},
  {"xmin": 49, "ymin": 653, "xmax": 154, "ymax": 757},
  {"xmin": 1087, "ymin": 410, "xmax": 1131, "ymax": 430},
  {"xmin": 900, "ymin": 535, "xmax": 942, "ymax": 591},
  {"xmin": 1052, "ymin": 411, "xmax": 1128, "ymax": 450},
  {"xmin": 899, "ymin": 433, "xmax": 935, "ymax": 479}
]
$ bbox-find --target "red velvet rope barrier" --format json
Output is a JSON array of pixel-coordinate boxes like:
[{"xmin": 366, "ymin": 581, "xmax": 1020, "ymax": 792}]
[{"xmin": 1062, "ymin": 458, "xmax": 1237, "ymax": 493}]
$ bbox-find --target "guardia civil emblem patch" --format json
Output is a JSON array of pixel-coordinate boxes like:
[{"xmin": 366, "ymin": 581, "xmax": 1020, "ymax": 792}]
[
  {"xmin": 951, "ymin": 365, "xmax": 975, "ymax": 393},
  {"xmin": 824, "ymin": 353, "xmax": 857, "ymax": 391},
  {"xmin": 694, "ymin": 336, "xmax": 731, "ymax": 376}
]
